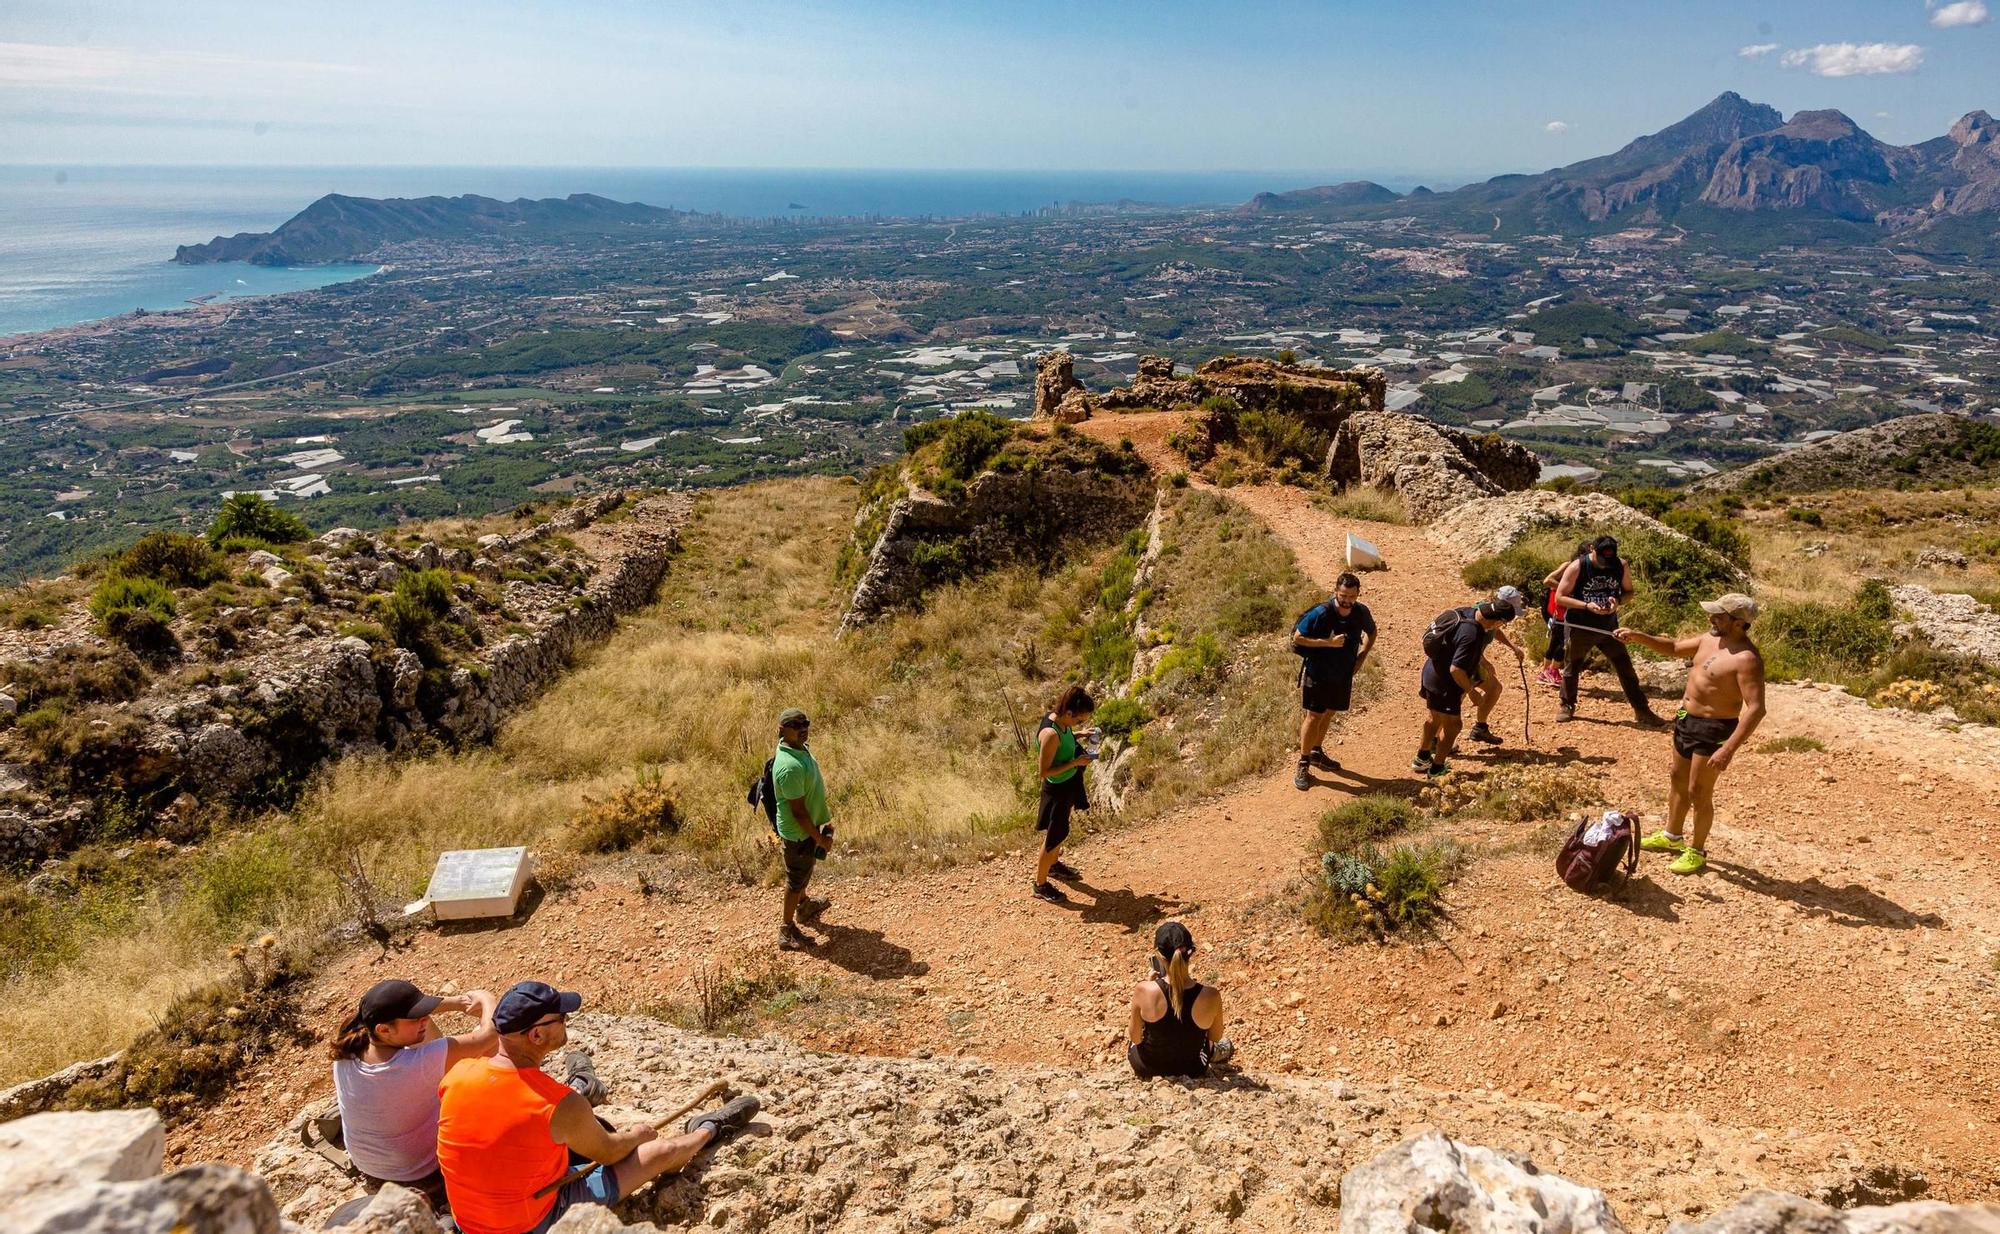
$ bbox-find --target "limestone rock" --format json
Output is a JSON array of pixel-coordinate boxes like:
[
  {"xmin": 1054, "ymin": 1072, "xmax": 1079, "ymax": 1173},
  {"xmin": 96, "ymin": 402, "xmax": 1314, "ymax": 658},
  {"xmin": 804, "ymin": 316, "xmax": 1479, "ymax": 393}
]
[
  {"xmin": 0, "ymin": 690, "xmax": 19, "ymax": 717},
  {"xmin": 550, "ymin": 1206, "xmax": 664, "ymax": 1231},
  {"xmin": 1427, "ymin": 489, "xmax": 1742, "ymax": 577},
  {"xmin": 1916, "ymin": 546, "xmax": 1969, "ymax": 570},
  {"xmin": 314, "ymin": 528, "xmax": 366, "ymax": 551},
  {"xmin": 1890, "ymin": 585, "xmax": 2000, "ymax": 669},
  {"xmin": 1136, "ymin": 354, "xmax": 1176, "ymax": 380},
  {"xmin": 341, "ymin": 1183, "xmax": 444, "ymax": 1233},
  {"xmin": 0, "ymin": 1108, "xmax": 164, "ymax": 1190},
  {"xmin": 5, "ymin": 1161, "xmax": 282, "ymax": 1233},
  {"xmin": 1340, "ymin": 1131, "xmax": 1627, "ymax": 1234},
  {"xmin": 0, "ymin": 1053, "xmax": 123, "ymax": 1121},
  {"xmin": 1326, "ymin": 412, "xmax": 1539, "ymax": 524},
  {"xmin": 1669, "ymin": 1191, "xmax": 2000, "ymax": 1234}
]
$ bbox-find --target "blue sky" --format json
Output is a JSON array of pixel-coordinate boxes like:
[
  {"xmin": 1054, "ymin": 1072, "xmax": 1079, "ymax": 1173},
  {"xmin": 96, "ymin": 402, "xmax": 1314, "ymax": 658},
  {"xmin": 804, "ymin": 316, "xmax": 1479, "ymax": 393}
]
[{"xmin": 0, "ymin": 0, "xmax": 1993, "ymax": 178}]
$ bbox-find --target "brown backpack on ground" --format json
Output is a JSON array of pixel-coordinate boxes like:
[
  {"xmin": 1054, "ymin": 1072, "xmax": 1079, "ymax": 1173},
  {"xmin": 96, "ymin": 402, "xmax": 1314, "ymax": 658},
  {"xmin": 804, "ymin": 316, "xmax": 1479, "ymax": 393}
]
[{"xmin": 1556, "ymin": 810, "xmax": 1639, "ymax": 893}]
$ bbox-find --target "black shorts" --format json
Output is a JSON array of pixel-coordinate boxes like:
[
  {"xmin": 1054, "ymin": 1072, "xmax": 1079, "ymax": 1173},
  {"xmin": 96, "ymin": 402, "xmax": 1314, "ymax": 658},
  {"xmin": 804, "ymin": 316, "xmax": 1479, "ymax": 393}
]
[
  {"xmin": 781, "ymin": 836, "xmax": 820, "ymax": 893},
  {"xmin": 1420, "ymin": 684, "xmax": 1464, "ymax": 718},
  {"xmin": 1672, "ymin": 711, "xmax": 1739, "ymax": 760},
  {"xmin": 1037, "ymin": 776, "xmax": 1080, "ymax": 850},
  {"xmin": 1300, "ymin": 667, "xmax": 1355, "ymax": 714}
]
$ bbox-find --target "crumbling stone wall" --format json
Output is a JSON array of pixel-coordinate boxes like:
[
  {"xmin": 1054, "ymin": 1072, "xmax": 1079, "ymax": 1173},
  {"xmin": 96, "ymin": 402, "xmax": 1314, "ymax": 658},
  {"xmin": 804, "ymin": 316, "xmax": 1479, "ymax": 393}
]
[
  {"xmin": 1096, "ymin": 355, "xmax": 1387, "ymax": 428},
  {"xmin": 842, "ymin": 467, "xmax": 1155, "ymax": 628}
]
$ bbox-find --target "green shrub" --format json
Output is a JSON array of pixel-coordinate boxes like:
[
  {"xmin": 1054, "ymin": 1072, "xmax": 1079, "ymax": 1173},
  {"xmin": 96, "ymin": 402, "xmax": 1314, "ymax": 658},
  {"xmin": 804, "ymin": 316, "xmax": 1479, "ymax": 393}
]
[
  {"xmin": 1372, "ymin": 841, "xmax": 1461, "ymax": 932},
  {"xmin": 1660, "ymin": 508, "xmax": 1749, "ymax": 568},
  {"xmin": 1236, "ymin": 407, "xmax": 1329, "ymax": 470},
  {"xmin": 1317, "ymin": 795, "xmax": 1416, "ymax": 853},
  {"xmin": 902, "ymin": 411, "xmax": 1015, "ymax": 488},
  {"xmin": 1218, "ymin": 591, "xmax": 1285, "ymax": 636},
  {"xmin": 569, "ymin": 773, "xmax": 679, "ymax": 853},
  {"xmin": 907, "ymin": 538, "xmax": 969, "ymax": 585},
  {"xmin": 1786, "ymin": 507, "xmax": 1825, "ymax": 527},
  {"xmin": 1147, "ymin": 632, "xmax": 1223, "ymax": 689},
  {"xmin": 119, "ymin": 532, "xmax": 224, "ymax": 588},
  {"xmin": 1093, "ymin": 697, "xmax": 1149, "ymax": 739},
  {"xmin": 1306, "ymin": 839, "xmax": 1463, "ymax": 941},
  {"xmin": 207, "ymin": 493, "xmax": 310, "ymax": 546},
  {"xmin": 1759, "ymin": 585, "xmax": 1891, "ymax": 683},
  {"xmin": 87, "ymin": 574, "xmax": 177, "ymax": 653},
  {"xmin": 378, "ymin": 568, "xmax": 463, "ymax": 664}
]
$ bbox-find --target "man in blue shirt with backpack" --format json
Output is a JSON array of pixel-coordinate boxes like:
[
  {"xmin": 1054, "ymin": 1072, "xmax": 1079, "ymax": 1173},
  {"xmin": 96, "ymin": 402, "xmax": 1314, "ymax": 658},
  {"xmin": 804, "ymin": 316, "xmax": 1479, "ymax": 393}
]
[{"xmin": 1292, "ymin": 573, "xmax": 1376, "ymax": 790}]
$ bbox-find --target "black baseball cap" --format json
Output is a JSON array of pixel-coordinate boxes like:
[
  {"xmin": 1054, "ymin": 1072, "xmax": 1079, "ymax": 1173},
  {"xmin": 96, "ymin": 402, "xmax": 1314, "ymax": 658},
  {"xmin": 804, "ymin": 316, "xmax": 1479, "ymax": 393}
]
[
  {"xmin": 492, "ymin": 980, "xmax": 583, "ymax": 1034},
  {"xmin": 356, "ymin": 979, "xmax": 442, "ymax": 1027}
]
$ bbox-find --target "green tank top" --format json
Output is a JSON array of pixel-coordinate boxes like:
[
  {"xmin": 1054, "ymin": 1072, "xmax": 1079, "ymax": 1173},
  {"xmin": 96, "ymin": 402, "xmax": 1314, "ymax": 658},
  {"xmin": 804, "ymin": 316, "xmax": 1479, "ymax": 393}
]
[{"xmin": 1043, "ymin": 718, "xmax": 1079, "ymax": 784}]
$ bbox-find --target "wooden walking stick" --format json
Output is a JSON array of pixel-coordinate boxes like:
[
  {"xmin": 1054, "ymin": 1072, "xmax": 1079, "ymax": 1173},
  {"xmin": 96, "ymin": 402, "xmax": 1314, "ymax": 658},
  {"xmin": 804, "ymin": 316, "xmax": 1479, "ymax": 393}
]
[
  {"xmin": 531, "ymin": 1079, "xmax": 732, "ymax": 1199},
  {"xmin": 1517, "ymin": 656, "xmax": 1532, "ymax": 745}
]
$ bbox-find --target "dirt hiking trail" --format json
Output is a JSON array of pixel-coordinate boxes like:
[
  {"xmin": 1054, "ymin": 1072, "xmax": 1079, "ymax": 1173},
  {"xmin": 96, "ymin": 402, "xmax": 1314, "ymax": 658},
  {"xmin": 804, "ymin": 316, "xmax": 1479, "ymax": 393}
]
[{"xmin": 174, "ymin": 413, "xmax": 2000, "ymax": 1210}]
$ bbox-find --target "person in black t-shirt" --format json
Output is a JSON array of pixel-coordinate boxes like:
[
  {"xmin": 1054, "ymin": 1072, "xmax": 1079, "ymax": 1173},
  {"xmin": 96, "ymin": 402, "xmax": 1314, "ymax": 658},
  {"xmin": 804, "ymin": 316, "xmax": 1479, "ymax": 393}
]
[
  {"xmin": 1414, "ymin": 594, "xmax": 1522, "ymax": 777},
  {"xmin": 1291, "ymin": 572, "xmax": 1376, "ymax": 790}
]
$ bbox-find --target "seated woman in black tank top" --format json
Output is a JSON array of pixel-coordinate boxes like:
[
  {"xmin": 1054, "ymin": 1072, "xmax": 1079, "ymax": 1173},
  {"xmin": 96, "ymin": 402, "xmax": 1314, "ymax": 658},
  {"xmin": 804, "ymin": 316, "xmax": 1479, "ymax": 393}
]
[{"xmin": 1126, "ymin": 921, "xmax": 1233, "ymax": 1079}]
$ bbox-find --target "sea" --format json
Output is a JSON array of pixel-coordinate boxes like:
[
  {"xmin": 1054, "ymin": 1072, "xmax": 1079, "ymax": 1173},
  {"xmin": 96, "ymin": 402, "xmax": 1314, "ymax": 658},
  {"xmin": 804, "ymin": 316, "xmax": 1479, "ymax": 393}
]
[{"xmin": 0, "ymin": 165, "xmax": 1407, "ymax": 338}]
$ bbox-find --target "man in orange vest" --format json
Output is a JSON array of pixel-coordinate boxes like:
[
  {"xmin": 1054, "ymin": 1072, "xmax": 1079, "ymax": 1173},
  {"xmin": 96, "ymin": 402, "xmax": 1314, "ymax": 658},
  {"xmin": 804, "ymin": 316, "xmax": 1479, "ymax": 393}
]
[{"xmin": 436, "ymin": 982, "xmax": 759, "ymax": 1234}]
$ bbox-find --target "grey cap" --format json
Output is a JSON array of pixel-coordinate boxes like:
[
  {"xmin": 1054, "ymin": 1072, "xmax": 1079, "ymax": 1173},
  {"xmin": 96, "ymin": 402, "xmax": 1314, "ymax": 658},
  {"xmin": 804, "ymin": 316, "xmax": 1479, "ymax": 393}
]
[{"xmin": 777, "ymin": 707, "xmax": 810, "ymax": 729}]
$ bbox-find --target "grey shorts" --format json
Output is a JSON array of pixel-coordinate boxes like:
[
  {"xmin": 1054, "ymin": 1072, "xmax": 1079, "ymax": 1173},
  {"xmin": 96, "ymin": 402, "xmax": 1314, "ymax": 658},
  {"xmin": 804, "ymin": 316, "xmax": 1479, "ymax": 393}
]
[{"xmin": 782, "ymin": 836, "xmax": 820, "ymax": 893}]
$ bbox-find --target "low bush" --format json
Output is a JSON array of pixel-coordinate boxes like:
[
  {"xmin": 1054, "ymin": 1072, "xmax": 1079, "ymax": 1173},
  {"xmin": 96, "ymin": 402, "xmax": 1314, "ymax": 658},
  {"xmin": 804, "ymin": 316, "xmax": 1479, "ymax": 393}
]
[
  {"xmin": 1306, "ymin": 839, "xmax": 1464, "ymax": 942},
  {"xmin": 1218, "ymin": 591, "xmax": 1286, "ymax": 636},
  {"xmin": 1236, "ymin": 407, "xmax": 1330, "ymax": 471},
  {"xmin": 118, "ymin": 532, "xmax": 225, "ymax": 588},
  {"xmin": 87, "ymin": 574, "xmax": 177, "ymax": 655},
  {"xmin": 569, "ymin": 772, "xmax": 680, "ymax": 853},
  {"xmin": 1759, "ymin": 583, "xmax": 1891, "ymax": 682},
  {"xmin": 1462, "ymin": 526, "xmax": 1736, "ymax": 633},
  {"xmin": 377, "ymin": 568, "xmax": 464, "ymax": 664},
  {"xmin": 1759, "ymin": 736, "xmax": 1827, "ymax": 754},
  {"xmin": 5, "ymin": 644, "xmax": 148, "ymax": 710},
  {"xmin": 207, "ymin": 493, "xmax": 310, "ymax": 546},
  {"xmin": 1317, "ymin": 795, "xmax": 1416, "ymax": 853},
  {"xmin": 1093, "ymin": 697, "xmax": 1149, "ymax": 740},
  {"xmin": 1420, "ymin": 762, "xmax": 1603, "ymax": 822}
]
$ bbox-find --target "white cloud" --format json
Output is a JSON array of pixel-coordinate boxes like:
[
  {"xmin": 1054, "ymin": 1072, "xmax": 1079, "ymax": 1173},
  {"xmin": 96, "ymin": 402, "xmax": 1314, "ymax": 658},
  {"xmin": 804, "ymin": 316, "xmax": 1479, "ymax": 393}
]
[
  {"xmin": 1544, "ymin": 120, "xmax": 1571, "ymax": 133},
  {"xmin": 0, "ymin": 40, "xmax": 366, "ymax": 89},
  {"xmin": 1738, "ymin": 42, "xmax": 1781, "ymax": 58},
  {"xmin": 1929, "ymin": 1, "xmax": 1990, "ymax": 28},
  {"xmin": 1779, "ymin": 42, "xmax": 1926, "ymax": 76}
]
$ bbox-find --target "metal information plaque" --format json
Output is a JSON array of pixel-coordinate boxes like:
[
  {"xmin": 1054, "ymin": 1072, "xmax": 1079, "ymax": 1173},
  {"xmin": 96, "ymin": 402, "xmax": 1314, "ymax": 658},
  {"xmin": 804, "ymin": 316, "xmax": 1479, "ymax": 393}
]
[{"xmin": 425, "ymin": 846, "xmax": 533, "ymax": 920}]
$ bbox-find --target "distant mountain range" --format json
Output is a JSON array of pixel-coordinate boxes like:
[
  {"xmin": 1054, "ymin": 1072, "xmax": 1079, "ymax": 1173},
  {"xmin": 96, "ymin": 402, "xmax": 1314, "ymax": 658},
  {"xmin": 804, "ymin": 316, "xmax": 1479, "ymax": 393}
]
[
  {"xmin": 173, "ymin": 193, "xmax": 691, "ymax": 265},
  {"xmin": 1250, "ymin": 93, "xmax": 2000, "ymax": 246}
]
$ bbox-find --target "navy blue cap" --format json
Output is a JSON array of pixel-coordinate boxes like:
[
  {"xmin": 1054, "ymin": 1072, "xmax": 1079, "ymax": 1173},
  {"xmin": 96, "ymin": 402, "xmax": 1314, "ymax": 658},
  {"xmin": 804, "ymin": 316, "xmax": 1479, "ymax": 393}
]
[{"xmin": 492, "ymin": 980, "xmax": 583, "ymax": 1034}]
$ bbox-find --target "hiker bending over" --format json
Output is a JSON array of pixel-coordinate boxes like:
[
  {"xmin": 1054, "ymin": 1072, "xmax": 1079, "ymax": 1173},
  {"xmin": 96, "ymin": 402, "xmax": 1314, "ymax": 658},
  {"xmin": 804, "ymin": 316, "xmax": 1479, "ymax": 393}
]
[
  {"xmin": 1127, "ymin": 921, "xmax": 1233, "ymax": 1079},
  {"xmin": 328, "ymin": 981, "xmax": 498, "ymax": 1212},
  {"xmin": 1292, "ymin": 572, "xmax": 1376, "ymax": 791},
  {"xmin": 1032, "ymin": 684, "xmax": 1096, "ymax": 903},
  {"xmin": 1537, "ymin": 541, "xmax": 1593, "ymax": 689},
  {"xmin": 1415, "ymin": 592, "xmax": 1523, "ymax": 776},
  {"xmin": 436, "ymin": 982, "xmax": 759, "ymax": 1234},
  {"xmin": 772, "ymin": 706, "xmax": 834, "ymax": 952},
  {"xmin": 1555, "ymin": 536, "xmax": 1665, "ymax": 728},
  {"xmin": 1616, "ymin": 592, "xmax": 1766, "ymax": 875}
]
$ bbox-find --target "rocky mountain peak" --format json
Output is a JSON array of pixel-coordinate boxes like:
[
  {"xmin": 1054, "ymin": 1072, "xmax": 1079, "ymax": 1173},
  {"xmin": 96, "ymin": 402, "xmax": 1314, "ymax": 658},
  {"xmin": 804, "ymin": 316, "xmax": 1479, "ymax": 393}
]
[
  {"xmin": 1778, "ymin": 109, "xmax": 1868, "ymax": 141},
  {"xmin": 1950, "ymin": 110, "xmax": 1998, "ymax": 145}
]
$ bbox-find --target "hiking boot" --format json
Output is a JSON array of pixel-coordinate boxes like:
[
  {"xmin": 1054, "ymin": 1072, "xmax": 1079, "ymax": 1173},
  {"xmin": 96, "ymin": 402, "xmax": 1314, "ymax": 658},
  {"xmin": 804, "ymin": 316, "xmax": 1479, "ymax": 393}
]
[
  {"xmin": 1208, "ymin": 1038, "xmax": 1236, "ymax": 1068},
  {"xmin": 777, "ymin": 923, "xmax": 814, "ymax": 951},
  {"xmin": 1633, "ymin": 710, "xmax": 1668, "ymax": 729},
  {"xmin": 1668, "ymin": 848, "xmax": 1707, "ymax": 875},
  {"xmin": 798, "ymin": 895, "xmax": 831, "ymax": 922},
  {"xmin": 1309, "ymin": 748, "xmax": 1341, "ymax": 771},
  {"xmin": 1555, "ymin": 707, "xmax": 1576, "ymax": 723},
  {"xmin": 1425, "ymin": 760, "xmax": 1452, "ymax": 778},
  {"xmin": 1639, "ymin": 830, "xmax": 1687, "ymax": 854},
  {"xmin": 1294, "ymin": 759, "xmax": 1313, "ymax": 791},
  {"xmin": 686, "ymin": 1094, "xmax": 761, "ymax": 1141},
  {"xmin": 561, "ymin": 1051, "xmax": 608, "ymax": 1107},
  {"xmin": 1032, "ymin": 881, "xmax": 1068, "ymax": 903},
  {"xmin": 1466, "ymin": 723, "xmax": 1501, "ymax": 745},
  {"xmin": 1410, "ymin": 751, "xmax": 1433, "ymax": 773},
  {"xmin": 1048, "ymin": 859, "xmax": 1080, "ymax": 881}
]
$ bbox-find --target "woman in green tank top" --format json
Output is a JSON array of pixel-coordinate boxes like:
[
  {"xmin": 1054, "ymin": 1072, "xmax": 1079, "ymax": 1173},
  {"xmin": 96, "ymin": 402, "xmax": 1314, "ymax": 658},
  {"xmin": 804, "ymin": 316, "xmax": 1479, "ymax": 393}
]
[{"xmin": 1032, "ymin": 684, "xmax": 1096, "ymax": 903}]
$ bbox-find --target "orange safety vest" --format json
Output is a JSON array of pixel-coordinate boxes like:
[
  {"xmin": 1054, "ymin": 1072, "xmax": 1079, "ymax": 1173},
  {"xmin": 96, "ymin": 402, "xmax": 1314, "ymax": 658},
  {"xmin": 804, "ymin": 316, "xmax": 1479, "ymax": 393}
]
[{"xmin": 436, "ymin": 1057, "xmax": 573, "ymax": 1234}]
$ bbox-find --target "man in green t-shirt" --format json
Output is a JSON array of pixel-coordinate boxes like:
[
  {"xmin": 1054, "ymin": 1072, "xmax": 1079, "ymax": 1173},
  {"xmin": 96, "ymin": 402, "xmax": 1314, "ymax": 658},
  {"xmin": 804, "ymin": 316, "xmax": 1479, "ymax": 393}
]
[{"xmin": 771, "ymin": 707, "xmax": 833, "ymax": 951}]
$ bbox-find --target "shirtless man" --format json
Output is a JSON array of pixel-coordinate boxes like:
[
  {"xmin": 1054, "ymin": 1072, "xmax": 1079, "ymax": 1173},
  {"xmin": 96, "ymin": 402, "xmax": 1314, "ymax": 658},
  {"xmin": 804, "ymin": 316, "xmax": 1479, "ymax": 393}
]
[{"xmin": 1614, "ymin": 592, "xmax": 1767, "ymax": 875}]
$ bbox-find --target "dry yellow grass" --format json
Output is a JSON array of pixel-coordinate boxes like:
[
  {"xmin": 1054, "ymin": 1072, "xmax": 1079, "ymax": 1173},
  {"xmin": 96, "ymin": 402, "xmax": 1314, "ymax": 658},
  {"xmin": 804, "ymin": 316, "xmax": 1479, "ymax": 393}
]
[
  {"xmin": 1741, "ymin": 487, "xmax": 2000, "ymax": 606},
  {"xmin": 0, "ymin": 475, "xmax": 1317, "ymax": 1083}
]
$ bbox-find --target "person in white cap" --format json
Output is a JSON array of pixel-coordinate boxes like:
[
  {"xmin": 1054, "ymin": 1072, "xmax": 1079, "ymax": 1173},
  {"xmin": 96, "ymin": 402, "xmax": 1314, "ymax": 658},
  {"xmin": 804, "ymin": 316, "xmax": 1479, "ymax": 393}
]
[{"xmin": 1614, "ymin": 592, "xmax": 1767, "ymax": 875}]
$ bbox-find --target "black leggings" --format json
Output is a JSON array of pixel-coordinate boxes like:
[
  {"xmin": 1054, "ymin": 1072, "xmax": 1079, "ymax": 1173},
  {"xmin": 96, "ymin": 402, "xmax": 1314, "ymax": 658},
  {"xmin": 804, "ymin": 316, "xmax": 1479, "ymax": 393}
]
[
  {"xmin": 1037, "ymin": 778, "xmax": 1078, "ymax": 851},
  {"xmin": 1561, "ymin": 626, "xmax": 1648, "ymax": 711},
  {"xmin": 1545, "ymin": 614, "xmax": 1567, "ymax": 663}
]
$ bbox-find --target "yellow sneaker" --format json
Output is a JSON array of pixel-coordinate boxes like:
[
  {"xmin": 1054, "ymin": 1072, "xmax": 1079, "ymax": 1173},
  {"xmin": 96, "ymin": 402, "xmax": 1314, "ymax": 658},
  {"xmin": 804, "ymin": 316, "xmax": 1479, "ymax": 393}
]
[
  {"xmin": 1639, "ymin": 830, "xmax": 1687, "ymax": 854},
  {"xmin": 1668, "ymin": 848, "xmax": 1707, "ymax": 875}
]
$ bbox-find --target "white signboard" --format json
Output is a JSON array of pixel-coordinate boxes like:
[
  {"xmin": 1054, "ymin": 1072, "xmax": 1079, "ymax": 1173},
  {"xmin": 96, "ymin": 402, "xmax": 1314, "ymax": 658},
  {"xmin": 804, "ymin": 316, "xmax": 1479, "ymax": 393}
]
[{"xmin": 425, "ymin": 846, "xmax": 533, "ymax": 921}]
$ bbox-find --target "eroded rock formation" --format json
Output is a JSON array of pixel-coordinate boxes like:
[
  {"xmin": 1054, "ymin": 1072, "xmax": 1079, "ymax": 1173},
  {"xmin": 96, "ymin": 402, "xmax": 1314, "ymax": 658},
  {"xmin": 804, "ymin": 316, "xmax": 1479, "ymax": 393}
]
[
  {"xmin": 1426, "ymin": 489, "xmax": 1745, "ymax": 577},
  {"xmin": 1891, "ymin": 585, "xmax": 2000, "ymax": 669},
  {"xmin": 1096, "ymin": 354, "xmax": 1387, "ymax": 427},
  {"xmin": 1326, "ymin": 412, "xmax": 1540, "ymax": 524},
  {"xmin": 1033, "ymin": 351, "xmax": 1092, "ymax": 422}
]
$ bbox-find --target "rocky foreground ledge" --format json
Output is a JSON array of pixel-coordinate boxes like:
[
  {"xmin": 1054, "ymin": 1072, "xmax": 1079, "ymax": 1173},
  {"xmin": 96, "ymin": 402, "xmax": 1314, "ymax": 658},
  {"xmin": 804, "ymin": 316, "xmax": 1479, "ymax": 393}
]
[{"xmin": 6, "ymin": 1014, "xmax": 1991, "ymax": 1232}]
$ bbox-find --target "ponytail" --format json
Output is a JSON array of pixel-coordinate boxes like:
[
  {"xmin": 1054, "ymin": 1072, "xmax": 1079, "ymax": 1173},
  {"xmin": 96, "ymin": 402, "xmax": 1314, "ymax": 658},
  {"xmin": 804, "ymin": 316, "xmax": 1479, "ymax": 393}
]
[
  {"xmin": 329, "ymin": 1013, "xmax": 374, "ymax": 1061},
  {"xmin": 1051, "ymin": 684, "xmax": 1096, "ymax": 720},
  {"xmin": 1162, "ymin": 947, "xmax": 1193, "ymax": 1020}
]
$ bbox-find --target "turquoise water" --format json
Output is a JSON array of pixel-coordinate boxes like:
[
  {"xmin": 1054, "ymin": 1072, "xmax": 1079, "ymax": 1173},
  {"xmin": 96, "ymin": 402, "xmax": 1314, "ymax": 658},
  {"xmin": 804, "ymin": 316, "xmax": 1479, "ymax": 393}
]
[{"xmin": 0, "ymin": 164, "xmax": 1393, "ymax": 337}]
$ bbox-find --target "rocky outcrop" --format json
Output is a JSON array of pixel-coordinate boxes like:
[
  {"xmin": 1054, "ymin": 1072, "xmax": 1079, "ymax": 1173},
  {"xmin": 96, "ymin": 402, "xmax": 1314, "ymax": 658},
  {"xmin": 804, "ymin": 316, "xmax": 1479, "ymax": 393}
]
[
  {"xmin": 1891, "ymin": 586, "xmax": 2000, "ymax": 669},
  {"xmin": 1325, "ymin": 412, "xmax": 1540, "ymax": 524},
  {"xmin": 0, "ymin": 1107, "xmax": 286, "ymax": 1234},
  {"xmin": 1697, "ymin": 110, "xmax": 1904, "ymax": 220},
  {"xmin": 1693, "ymin": 414, "xmax": 1995, "ymax": 494},
  {"xmin": 842, "ymin": 465, "xmax": 1154, "ymax": 628},
  {"xmin": 1033, "ymin": 351, "xmax": 1092, "ymax": 422},
  {"xmin": 1427, "ymin": 489, "xmax": 1742, "ymax": 573},
  {"xmin": 1341, "ymin": 1131, "xmax": 1627, "ymax": 1234},
  {"xmin": 0, "ymin": 493, "xmax": 688, "ymax": 865},
  {"xmin": 1672, "ymin": 1192, "xmax": 2000, "ymax": 1234}
]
